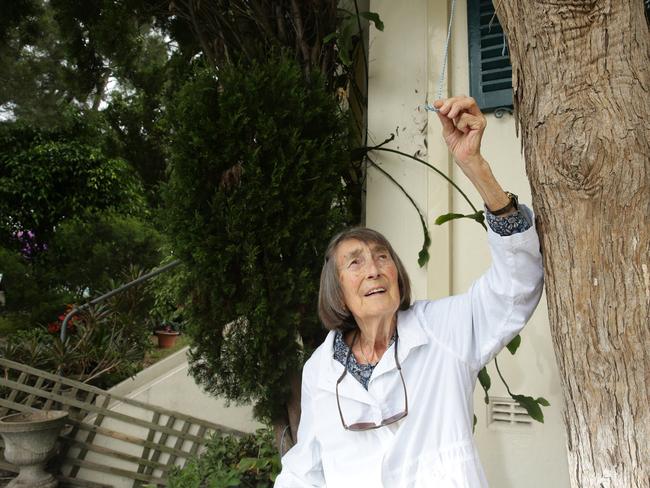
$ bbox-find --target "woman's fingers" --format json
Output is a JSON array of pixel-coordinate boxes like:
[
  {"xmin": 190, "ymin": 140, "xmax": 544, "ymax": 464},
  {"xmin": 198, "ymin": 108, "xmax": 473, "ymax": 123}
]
[
  {"xmin": 435, "ymin": 110, "xmax": 456, "ymax": 136},
  {"xmin": 434, "ymin": 96, "xmax": 486, "ymax": 134},
  {"xmin": 435, "ymin": 96, "xmax": 482, "ymax": 118},
  {"xmin": 456, "ymin": 112, "xmax": 485, "ymax": 133},
  {"xmin": 439, "ymin": 111, "xmax": 484, "ymax": 136},
  {"xmin": 433, "ymin": 96, "xmax": 487, "ymax": 165},
  {"xmin": 432, "ymin": 99, "xmax": 445, "ymax": 110}
]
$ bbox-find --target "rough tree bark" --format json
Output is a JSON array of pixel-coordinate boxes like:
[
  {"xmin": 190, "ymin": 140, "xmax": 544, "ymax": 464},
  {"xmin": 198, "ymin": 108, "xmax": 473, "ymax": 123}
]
[{"xmin": 494, "ymin": 1, "xmax": 649, "ymax": 486}]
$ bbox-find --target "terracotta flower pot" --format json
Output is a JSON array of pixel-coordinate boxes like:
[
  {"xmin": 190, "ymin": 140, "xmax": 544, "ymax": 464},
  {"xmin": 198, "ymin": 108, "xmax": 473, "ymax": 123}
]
[{"xmin": 154, "ymin": 330, "xmax": 180, "ymax": 349}]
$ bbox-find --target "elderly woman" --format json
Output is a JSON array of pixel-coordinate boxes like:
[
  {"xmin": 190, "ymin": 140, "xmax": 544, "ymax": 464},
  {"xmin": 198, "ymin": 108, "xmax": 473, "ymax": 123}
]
[{"xmin": 274, "ymin": 96, "xmax": 544, "ymax": 487}]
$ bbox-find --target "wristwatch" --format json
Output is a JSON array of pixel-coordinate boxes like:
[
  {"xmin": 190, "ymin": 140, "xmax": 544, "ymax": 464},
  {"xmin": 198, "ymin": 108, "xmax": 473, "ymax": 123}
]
[{"xmin": 490, "ymin": 191, "xmax": 518, "ymax": 215}]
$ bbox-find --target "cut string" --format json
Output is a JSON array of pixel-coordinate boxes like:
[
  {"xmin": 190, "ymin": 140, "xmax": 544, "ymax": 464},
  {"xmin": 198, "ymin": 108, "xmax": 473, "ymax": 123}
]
[
  {"xmin": 424, "ymin": 0, "xmax": 457, "ymax": 112},
  {"xmin": 279, "ymin": 424, "xmax": 290, "ymax": 457}
]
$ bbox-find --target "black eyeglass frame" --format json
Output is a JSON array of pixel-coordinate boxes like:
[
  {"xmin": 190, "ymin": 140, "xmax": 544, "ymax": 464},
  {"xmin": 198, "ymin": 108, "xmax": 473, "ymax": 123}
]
[{"xmin": 335, "ymin": 328, "xmax": 408, "ymax": 431}]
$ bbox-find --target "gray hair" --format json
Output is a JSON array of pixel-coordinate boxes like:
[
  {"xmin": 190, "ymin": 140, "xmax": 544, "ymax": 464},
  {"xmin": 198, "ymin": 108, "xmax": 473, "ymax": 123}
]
[{"xmin": 318, "ymin": 227, "xmax": 412, "ymax": 331}]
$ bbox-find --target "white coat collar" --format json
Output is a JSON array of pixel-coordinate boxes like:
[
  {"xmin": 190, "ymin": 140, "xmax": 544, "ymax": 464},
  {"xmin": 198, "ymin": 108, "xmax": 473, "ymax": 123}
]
[{"xmin": 316, "ymin": 305, "xmax": 429, "ymax": 404}]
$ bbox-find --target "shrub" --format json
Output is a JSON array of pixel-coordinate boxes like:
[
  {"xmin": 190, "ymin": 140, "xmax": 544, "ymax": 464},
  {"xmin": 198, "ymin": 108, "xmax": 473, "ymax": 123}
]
[
  {"xmin": 167, "ymin": 428, "xmax": 279, "ymax": 488},
  {"xmin": 147, "ymin": 257, "xmax": 189, "ymax": 331},
  {"xmin": 0, "ymin": 245, "xmax": 71, "ymax": 333},
  {"xmin": 101, "ymin": 264, "xmax": 158, "ymax": 360},
  {"xmin": 0, "ymin": 211, "xmax": 163, "ymax": 334},
  {"xmin": 0, "ymin": 117, "xmax": 147, "ymax": 250},
  {"xmin": 162, "ymin": 52, "xmax": 356, "ymax": 423},
  {"xmin": 1, "ymin": 302, "xmax": 145, "ymax": 387},
  {"xmin": 44, "ymin": 212, "xmax": 163, "ymax": 297}
]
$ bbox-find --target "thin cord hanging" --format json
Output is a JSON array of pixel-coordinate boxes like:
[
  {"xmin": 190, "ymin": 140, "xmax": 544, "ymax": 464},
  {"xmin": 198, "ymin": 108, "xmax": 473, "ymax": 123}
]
[
  {"xmin": 425, "ymin": 0, "xmax": 457, "ymax": 112},
  {"xmin": 279, "ymin": 424, "xmax": 290, "ymax": 457}
]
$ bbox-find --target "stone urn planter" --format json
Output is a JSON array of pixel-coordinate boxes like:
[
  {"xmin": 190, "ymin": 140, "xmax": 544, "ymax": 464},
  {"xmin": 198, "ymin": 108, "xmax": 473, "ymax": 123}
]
[{"xmin": 0, "ymin": 410, "xmax": 68, "ymax": 488}]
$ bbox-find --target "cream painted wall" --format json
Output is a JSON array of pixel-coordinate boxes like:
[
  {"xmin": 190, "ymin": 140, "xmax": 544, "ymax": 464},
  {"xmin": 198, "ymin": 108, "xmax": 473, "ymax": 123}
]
[
  {"xmin": 367, "ymin": 1, "xmax": 570, "ymax": 486},
  {"xmin": 108, "ymin": 347, "xmax": 261, "ymax": 434},
  {"xmin": 366, "ymin": 0, "xmax": 446, "ymax": 303},
  {"xmin": 62, "ymin": 347, "xmax": 261, "ymax": 488}
]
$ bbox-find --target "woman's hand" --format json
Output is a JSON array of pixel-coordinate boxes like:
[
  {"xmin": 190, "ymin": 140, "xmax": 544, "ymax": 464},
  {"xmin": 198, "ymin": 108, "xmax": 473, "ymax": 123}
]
[
  {"xmin": 434, "ymin": 96, "xmax": 512, "ymax": 212},
  {"xmin": 433, "ymin": 96, "xmax": 487, "ymax": 171}
]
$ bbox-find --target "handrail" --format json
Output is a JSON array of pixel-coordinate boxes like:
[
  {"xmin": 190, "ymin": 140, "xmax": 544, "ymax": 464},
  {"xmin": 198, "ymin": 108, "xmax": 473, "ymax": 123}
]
[{"xmin": 59, "ymin": 259, "xmax": 182, "ymax": 342}]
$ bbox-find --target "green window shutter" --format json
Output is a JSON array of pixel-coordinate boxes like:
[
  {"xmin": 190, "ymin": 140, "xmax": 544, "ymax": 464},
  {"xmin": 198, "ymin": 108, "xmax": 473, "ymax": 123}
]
[
  {"xmin": 468, "ymin": 1, "xmax": 649, "ymax": 111},
  {"xmin": 467, "ymin": 0, "xmax": 513, "ymax": 113}
]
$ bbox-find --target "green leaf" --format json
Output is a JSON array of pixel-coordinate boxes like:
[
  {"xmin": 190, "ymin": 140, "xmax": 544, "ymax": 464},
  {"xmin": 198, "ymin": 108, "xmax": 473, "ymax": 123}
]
[
  {"xmin": 237, "ymin": 457, "xmax": 258, "ymax": 470},
  {"xmin": 336, "ymin": 21, "xmax": 354, "ymax": 66},
  {"xmin": 506, "ymin": 334, "xmax": 521, "ymax": 355},
  {"xmin": 512, "ymin": 394, "xmax": 544, "ymax": 423},
  {"xmin": 478, "ymin": 367, "xmax": 491, "ymax": 404},
  {"xmin": 478, "ymin": 367, "xmax": 491, "ymax": 390},
  {"xmin": 536, "ymin": 396, "xmax": 550, "ymax": 407},
  {"xmin": 434, "ymin": 212, "xmax": 466, "ymax": 225},
  {"xmin": 339, "ymin": 43, "xmax": 352, "ymax": 66},
  {"xmin": 226, "ymin": 475, "xmax": 241, "ymax": 487},
  {"xmin": 435, "ymin": 210, "xmax": 485, "ymax": 226},
  {"xmin": 417, "ymin": 248, "xmax": 429, "ymax": 267},
  {"xmin": 360, "ymin": 11, "xmax": 385, "ymax": 31},
  {"xmin": 417, "ymin": 226, "xmax": 431, "ymax": 267},
  {"xmin": 323, "ymin": 32, "xmax": 338, "ymax": 44},
  {"xmin": 471, "ymin": 210, "xmax": 485, "ymax": 225}
]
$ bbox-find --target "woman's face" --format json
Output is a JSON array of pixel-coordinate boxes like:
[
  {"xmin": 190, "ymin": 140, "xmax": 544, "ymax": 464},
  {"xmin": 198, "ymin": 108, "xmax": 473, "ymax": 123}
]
[{"xmin": 335, "ymin": 239, "xmax": 400, "ymax": 324}]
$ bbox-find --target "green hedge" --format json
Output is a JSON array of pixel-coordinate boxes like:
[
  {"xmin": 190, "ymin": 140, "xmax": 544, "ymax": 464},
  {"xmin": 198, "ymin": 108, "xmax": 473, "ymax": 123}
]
[{"xmin": 162, "ymin": 52, "xmax": 356, "ymax": 422}]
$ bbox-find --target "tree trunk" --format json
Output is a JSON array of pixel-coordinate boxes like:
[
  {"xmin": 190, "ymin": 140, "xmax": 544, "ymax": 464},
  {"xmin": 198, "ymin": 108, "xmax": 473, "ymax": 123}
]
[
  {"xmin": 274, "ymin": 370, "xmax": 302, "ymax": 456},
  {"xmin": 495, "ymin": 1, "xmax": 649, "ymax": 486}
]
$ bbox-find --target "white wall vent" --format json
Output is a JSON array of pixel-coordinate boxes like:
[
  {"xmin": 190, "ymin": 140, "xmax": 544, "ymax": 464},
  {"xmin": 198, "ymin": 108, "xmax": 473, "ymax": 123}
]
[{"xmin": 487, "ymin": 396, "xmax": 534, "ymax": 429}]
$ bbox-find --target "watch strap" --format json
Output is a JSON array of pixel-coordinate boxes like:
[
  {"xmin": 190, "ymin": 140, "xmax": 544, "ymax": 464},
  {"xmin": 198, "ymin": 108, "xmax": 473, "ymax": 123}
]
[{"xmin": 490, "ymin": 192, "xmax": 519, "ymax": 216}]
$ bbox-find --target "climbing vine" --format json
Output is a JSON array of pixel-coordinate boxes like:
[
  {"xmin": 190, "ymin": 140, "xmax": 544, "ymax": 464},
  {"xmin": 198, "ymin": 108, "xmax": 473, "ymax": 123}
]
[{"xmin": 343, "ymin": 0, "xmax": 550, "ymax": 423}]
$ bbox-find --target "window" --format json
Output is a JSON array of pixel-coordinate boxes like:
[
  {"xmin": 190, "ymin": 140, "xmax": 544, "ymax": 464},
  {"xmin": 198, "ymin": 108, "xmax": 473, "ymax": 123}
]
[
  {"xmin": 469, "ymin": 1, "xmax": 650, "ymax": 111},
  {"xmin": 467, "ymin": 0, "xmax": 513, "ymax": 113}
]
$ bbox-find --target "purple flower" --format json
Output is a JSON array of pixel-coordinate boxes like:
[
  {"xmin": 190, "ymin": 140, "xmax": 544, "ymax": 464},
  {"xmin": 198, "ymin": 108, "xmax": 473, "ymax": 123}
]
[{"xmin": 13, "ymin": 229, "xmax": 46, "ymax": 259}]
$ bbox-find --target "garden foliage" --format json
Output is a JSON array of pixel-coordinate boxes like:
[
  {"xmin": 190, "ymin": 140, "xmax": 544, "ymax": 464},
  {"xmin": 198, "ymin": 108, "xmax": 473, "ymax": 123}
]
[
  {"xmin": 0, "ymin": 111, "xmax": 163, "ymax": 336},
  {"xmin": 0, "ymin": 118, "xmax": 147, "ymax": 247},
  {"xmin": 45, "ymin": 212, "xmax": 162, "ymax": 296},
  {"xmin": 162, "ymin": 53, "xmax": 356, "ymax": 422},
  {"xmin": 0, "ymin": 246, "xmax": 51, "ymax": 321},
  {"xmin": 0, "ymin": 302, "xmax": 144, "ymax": 387},
  {"xmin": 0, "ymin": 216, "xmax": 161, "ymax": 336},
  {"xmin": 167, "ymin": 428, "xmax": 279, "ymax": 488}
]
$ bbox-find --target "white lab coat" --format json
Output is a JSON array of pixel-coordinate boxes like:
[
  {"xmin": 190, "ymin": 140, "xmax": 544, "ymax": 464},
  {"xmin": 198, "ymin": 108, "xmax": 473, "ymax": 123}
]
[{"xmin": 275, "ymin": 207, "xmax": 544, "ymax": 487}]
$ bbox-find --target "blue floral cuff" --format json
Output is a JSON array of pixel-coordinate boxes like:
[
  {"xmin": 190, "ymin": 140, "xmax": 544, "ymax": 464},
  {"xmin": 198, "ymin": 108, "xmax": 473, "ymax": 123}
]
[{"xmin": 485, "ymin": 206, "xmax": 531, "ymax": 236}]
